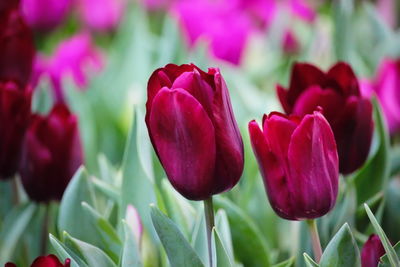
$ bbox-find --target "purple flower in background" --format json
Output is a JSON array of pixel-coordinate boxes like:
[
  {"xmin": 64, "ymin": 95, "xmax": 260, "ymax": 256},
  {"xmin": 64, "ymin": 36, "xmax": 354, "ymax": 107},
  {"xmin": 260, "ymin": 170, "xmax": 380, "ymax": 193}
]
[
  {"xmin": 77, "ymin": 0, "xmax": 126, "ymax": 32},
  {"xmin": 361, "ymin": 234, "xmax": 385, "ymax": 267},
  {"xmin": 142, "ymin": 0, "xmax": 173, "ymax": 11},
  {"xmin": 376, "ymin": 0, "xmax": 396, "ymax": 28},
  {"xmin": 174, "ymin": 0, "xmax": 253, "ymax": 65},
  {"xmin": 361, "ymin": 59, "xmax": 400, "ymax": 134},
  {"xmin": 21, "ymin": 0, "xmax": 71, "ymax": 32},
  {"xmin": 282, "ymin": 29, "xmax": 300, "ymax": 55},
  {"xmin": 34, "ymin": 33, "xmax": 103, "ymax": 102}
]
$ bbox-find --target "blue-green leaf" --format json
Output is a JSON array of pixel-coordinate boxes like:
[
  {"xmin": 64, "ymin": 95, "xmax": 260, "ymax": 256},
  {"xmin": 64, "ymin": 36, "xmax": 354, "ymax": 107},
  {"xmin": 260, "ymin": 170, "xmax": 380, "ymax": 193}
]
[{"xmin": 120, "ymin": 220, "xmax": 142, "ymax": 267}]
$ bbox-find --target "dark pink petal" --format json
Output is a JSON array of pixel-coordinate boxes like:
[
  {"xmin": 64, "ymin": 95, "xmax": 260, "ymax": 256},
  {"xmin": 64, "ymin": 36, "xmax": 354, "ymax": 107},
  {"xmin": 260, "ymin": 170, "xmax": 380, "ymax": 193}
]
[
  {"xmin": 31, "ymin": 254, "xmax": 70, "ymax": 267},
  {"xmin": 361, "ymin": 235, "xmax": 385, "ymax": 267},
  {"xmin": 149, "ymin": 88, "xmax": 216, "ymax": 200},
  {"xmin": 327, "ymin": 62, "xmax": 360, "ymax": 96},
  {"xmin": 276, "ymin": 84, "xmax": 291, "ymax": 114},
  {"xmin": 287, "ymin": 112, "xmax": 338, "ymax": 219}
]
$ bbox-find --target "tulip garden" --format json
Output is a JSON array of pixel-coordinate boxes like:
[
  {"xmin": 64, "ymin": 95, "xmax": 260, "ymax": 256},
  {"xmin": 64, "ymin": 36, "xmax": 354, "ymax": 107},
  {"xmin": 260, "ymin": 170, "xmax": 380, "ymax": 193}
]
[{"xmin": 1, "ymin": 0, "xmax": 400, "ymax": 266}]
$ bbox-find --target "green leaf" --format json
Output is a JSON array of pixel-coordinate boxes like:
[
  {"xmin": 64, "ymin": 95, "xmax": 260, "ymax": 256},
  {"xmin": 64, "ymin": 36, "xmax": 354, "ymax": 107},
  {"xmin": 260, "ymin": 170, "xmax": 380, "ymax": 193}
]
[
  {"xmin": 352, "ymin": 98, "xmax": 390, "ymax": 205},
  {"xmin": 303, "ymin": 253, "xmax": 319, "ymax": 267},
  {"xmin": 150, "ymin": 205, "xmax": 204, "ymax": 267},
  {"xmin": 212, "ymin": 228, "xmax": 233, "ymax": 267},
  {"xmin": 49, "ymin": 234, "xmax": 88, "ymax": 267},
  {"xmin": 319, "ymin": 223, "xmax": 360, "ymax": 267},
  {"xmin": 215, "ymin": 210, "xmax": 234, "ymax": 263},
  {"xmin": 91, "ymin": 176, "xmax": 120, "ymax": 202},
  {"xmin": 120, "ymin": 220, "xmax": 142, "ymax": 267},
  {"xmin": 63, "ymin": 232, "xmax": 117, "ymax": 267},
  {"xmin": 333, "ymin": 0, "xmax": 354, "ymax": 61},
  {"xmin": 191, "ymin": 210, "xmax": 208, "ymax": 265},
  {"xmin": 58, "ymin": 167, "xmax": 103, "ymax": 247},
  {"xmin": 214, "ymin": 197, "xmax": 270, "ymax": 267},
  {"xmin": 273, "ymin": 257, "xmax": 295, "ymax": 267},
  {"xmin": 0, "ymin": 203, "xmax": 36, "ymax": 263},
  {"xmin": 364, "ymin": 204, "xmax": 400, "ymax": 267},
  {"xmin": 380, "ymin": 242, "xmax": 400, "ymax": 267}
]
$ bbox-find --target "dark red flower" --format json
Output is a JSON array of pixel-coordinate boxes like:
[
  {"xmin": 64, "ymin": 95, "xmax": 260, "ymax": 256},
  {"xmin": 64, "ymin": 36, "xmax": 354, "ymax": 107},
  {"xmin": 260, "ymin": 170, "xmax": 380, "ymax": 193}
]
[
  {"xmin": 19, "ymin": 103, "xmax": 83, "ymax": 202},
  {"xmin": 277, "ymin": 62, "xmax": 373, "ymax": 174},
  {"xmin": 146, "ymin": 63, "xmax": 244, "ymax": 200},
  {"xmin": 249, "ymin": 111, "xmax": 339, "ymax": 220},
  {"xmin": 5, "ymin": 254, "xmax": 71, "ymax": 267},
  {"xmin": 361, "ymin": 234, "xmax": 385, "ymax": 267}
]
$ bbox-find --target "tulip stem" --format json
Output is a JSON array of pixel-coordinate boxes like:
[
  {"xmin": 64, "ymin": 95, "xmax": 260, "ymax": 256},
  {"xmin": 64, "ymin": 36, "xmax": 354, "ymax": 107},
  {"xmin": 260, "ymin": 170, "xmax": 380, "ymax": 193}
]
[
  {"xmin": 11, "ymin": 176, "xmax": 20, "ymax": 205},
  {"xmin": 204, "ymin": 197, "xmax": 215, "ymax": 267},
  {"xmin": 41, "ymin": 204, "xmax": 50, "ymax": 255},
  {"xmin": 307, "ymin": 219, "xmax": 323, "ymax": 263}
]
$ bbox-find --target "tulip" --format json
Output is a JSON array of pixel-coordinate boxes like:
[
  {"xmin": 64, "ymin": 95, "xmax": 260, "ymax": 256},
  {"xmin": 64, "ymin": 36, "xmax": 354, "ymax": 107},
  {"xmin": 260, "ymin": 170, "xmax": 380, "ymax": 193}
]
[
  {"xmin": 361, "ymin": 234, "xmax": 385, "ymax": 267},
  {"xmin": 145, "ymin": 63, "xmax": 244, "ymax": 201},
  {"xmin": 282, "ymin": 29, "xmax": 300, "ymax": 55},
  {"xmin": 19, "ymin": 103, "xmax": 83, "ymax": 203},
  {"xmin": 0, "ymin": 0, "xmax": 35, "ymax": 86},
  {"xmin": 6, "ymin": 254, "xmax": 71, "ymax": 267},
  {"xmin": 277, "ymin": 62, "xmax": 374, "ymax": 174},
  {"xmin": 126, "ymin": 205, "xmax": 143, "ymax": 246},
  {"xmin": 361, "ymin": 59, "xmax": 400, "ymax": 135},
  {"xmin": 248, "ymin": 110, "xmax": 339, "ymax": 220},
  {"xmin": 21, "ymin": 0, "xmax": 71, "ymax": 32}
]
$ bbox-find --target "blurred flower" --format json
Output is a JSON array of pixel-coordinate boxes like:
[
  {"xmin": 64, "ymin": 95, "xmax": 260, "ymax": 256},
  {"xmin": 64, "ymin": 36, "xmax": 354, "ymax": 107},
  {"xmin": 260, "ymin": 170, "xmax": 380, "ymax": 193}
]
[
  {"xmin": 282, "ymin": 29, "xmax": 300, "ymax": 55},
  {"xmin": 361, "ymin": 59, "xmax": 400, "ymax": 135},
  {"xmin": 126, "ymin": 205, "xmax": 143, "ymax": 245},
  {"xmin": 20, "ymin": 103, "xmax": 83, "ymax": 203},
  {"xmin": 174, "ymin": 0, "xmax": 253, "ymax": 65},
  {"xmin": 6, "ymin": 254, "xmax": 71, "ymax": 267},
  {"xmin": 277, "ymin": 62, "xmax": 374, "ymax": 175},
  {"xmin": 77, "ymin": 0, "xmax": 125, "ymax": 32},
  {"xmin": 146, "ymin": 64, "xmax": 244, "ymax": 200},
  {"xmin": 0, "ymin": 0, "xmax": 35, "ymax": 86},
  {"xmin": 0, "ymin": 81, "xmax": 32, "ymax": 180},
  {"xmin": 249, "ymin": 111, "xmax": 339, "ymax": 220},
  {"xmin": 34, "ymin": 33, "xmax": 103, "ymax": 102},
  {"xmin": 361, "ymin": 234, "xmax": 385, "ymax": 267},
  {"xmin": 377, "ymin": 0, "xmax": 396, "ymax": 28},
  {"xmin": 21, "ymin": 0, "xmax": 71, "ymax": 32}
]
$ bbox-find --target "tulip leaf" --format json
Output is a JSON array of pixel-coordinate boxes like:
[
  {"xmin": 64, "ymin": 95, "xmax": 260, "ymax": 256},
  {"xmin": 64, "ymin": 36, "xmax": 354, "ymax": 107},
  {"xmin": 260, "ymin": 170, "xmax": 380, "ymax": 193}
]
[
  {"xmin": 49, "ymin": 234, "xmax": 88, "ymax": 267},
  {"xmin": 91, "ymin": 176, "xmax": 120, "ymax": 202},
  {"xmin": 0, "ymin": 203, "xmax": 36, "ymax": 263},
  {"xmin": 391, "ymin": 146, "xmax": 400, "ymax": 176},
  {"xmin": 319, "ymin": 223, "xmax": 360, "ymax": 267},
  {"xmin": 364, "ymin": 204, "xmax": 400, "ymax": 267},
  {"xmin": 215, "ymin": 210, "xmax": 235, "ymax": 263},
  {"xmin": 333, "ymin": 0, "xmax": 354, "ymax": 61},
  {"xmin": 214, "ymin": 197, "xmax": 271, "ymax": 267},
  {"xmin": 120, "ymin": 220, "xmax": 142, "ymax": 267},
  {"xmin": 379, "ymin": 242, "xmax": 400, "ymax": 267},
  {"xmin": 150, "ymin": 205, "xmax": 204, "ymax": 267},
  {"xmin": 303, "ymin": 253, "xmax": 319, "ymax": 267},
  {"xmin": 63, "ymin": 232, "xmax": 117, "ymax": 267},
  {"xmin": 191, "ymin": 211, "xmax": 208, "ymax": 265},
  {"xmin": 58, "ymin": 167, "xmax": 103, "ymax": 248},
  {"xmin": 353, "ymin": 98, "xmax": 390, "ymax": 205},
  {"xmin": 273, "ymin": 257, "xmax": 295, "ymax": 267},
  {"xmin": 211, "ymin": 228, "xmax": 233, "ymax": 267}
]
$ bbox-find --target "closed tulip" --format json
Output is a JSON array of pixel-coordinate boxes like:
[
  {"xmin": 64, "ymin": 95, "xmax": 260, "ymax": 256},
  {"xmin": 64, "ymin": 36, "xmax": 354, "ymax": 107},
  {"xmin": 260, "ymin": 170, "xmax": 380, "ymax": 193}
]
[
  {"xmin": 6, "ymin": 254, "xmax": 71, "ymax": 267},
  {"xmin": 361, "ymin": 234, "xmax": 385, "ymax": 267},
  {"xmin": 145, "ymin": 64, "xmax": 244, "ymax": 200},
  {"xmin": 277, "ymin": 62, "xmax": 373, "ymax": 174},
  {"xmin": 19, "ymin": 103, "xmax": 83, "ymax": 203},
  {"xmin": 249, "ymin": 111, "xmax": 338, "ymax": 220}
]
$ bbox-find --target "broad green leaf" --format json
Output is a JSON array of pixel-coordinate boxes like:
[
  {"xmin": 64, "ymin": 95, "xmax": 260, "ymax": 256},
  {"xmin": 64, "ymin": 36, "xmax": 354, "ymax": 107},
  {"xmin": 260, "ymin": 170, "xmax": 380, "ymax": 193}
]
[
  {"xmin": 303, "ymin": 253, "xmax": 319, "ymax": 267},
  {"xmin": 364, "ymin": 204, "xmax": 400, "ymax": 267},
  {"xmin": 382, "ymin": 178, "xmax": 400, "ymax": 242},
  {"xmin": 58, "ymin": 167, "xmax": 102, "ymax": 247},
  {"xmin": 319, "ymin": 223, "xmax": 360, "ymax": 267},
  {"xmin": 215, "ymin": 210, "xmax": 234, "ymax": 262},
  {"xmin": 391, "ymin": 146, "xmax": 400, "ymax": 175},
  {"xmin": 212, "ymin": 228, "xmax": 233, "ymax": 267},
  {"xmin": 49, "ymin": 234, "xmax": 88, "ymax": 267},
  {"xmin": 380, "ymin": 242, "xmax": 400, "ymax": 267},
  {"xmin": 214, "ymin": 197, "xmax": 270, "ymax": 267},
  {"xmin": 120, "ymin": 220, "xmax": 142, "ymax": 267},
  {"xmin": 63, "ymin": 232, "xmax": 117, "ymax": 267},
  {"xmin": 273, "ymin": 257, "xmax": 295, "ymax": 267},
  {"xmin": 191, "ymin": 211, "xmax": 208, "ymax": 265},
  {"xmin": 0, "ymin": 203, "xmax": 36, "ymax": 263},
  {"xmin": 150, "ymin": 205, "xmax": 204, "ymax": 267},
  {"xmin": 91, "ymin": 176, "xmax": 120, "ymax": 202},
  {"xmin": 333, "ymin": 0, "xmax": 354, "ymax": 61},
  {"xmin": 353, "ymin": 98, "xmax": 390, "ymax": 205}
]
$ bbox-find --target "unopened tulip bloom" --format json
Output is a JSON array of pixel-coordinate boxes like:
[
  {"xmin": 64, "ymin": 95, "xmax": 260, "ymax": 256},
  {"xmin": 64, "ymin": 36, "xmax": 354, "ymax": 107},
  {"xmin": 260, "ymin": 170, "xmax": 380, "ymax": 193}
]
[
  {"xmin": 277, "ymin": 62, "xmax": 373, "ymax": 174},
  {"xmin": 21, "ymin": 0, "xmax": 71, "ymax": 32},
  {"xmin": 146, "ymin": 64, "xmax": 244, "ymax": 200},
  {"xmin": 6, "ymin": 254, "xmax": 71, "ymax": 267},
  {"xmin": 361, "ymin": 234, "xmax": 385, "ymax": 267},
  {"xmin": 249, "ymin": 111, "xmax": 339, "ymax": 220},
  {"xmin": 20, "ymin": 103, "xmax": 83, "ymax": 202}
]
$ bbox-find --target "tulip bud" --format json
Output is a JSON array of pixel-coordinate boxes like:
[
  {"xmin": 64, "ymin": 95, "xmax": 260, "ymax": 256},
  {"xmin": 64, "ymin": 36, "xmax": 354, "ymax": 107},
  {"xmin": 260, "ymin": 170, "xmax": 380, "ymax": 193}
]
[
  {"xmin": 277, "ymin": 62, "xmax": 374, "ymax": 174},
  {"xmin": 145, "ymin": 64, "xmax": 244, "ymax": 200},
  {"xmin": 19, "ymin": 103, "xmax": 83, "ymax": 203},
  {"xmin": 21, "ymin": 0, "xmax": 71, "ymax": 32},
  {"xmin": 6, "ymin": 254, "xmax": 71, "ymax": 267},
  {"xmin": 361, "ymin": 234, "xmax": 385, "ymax": 267},
  {"xmin": 249, "ymin": 111, "xmax": 339, "ymax": 220},
  {"xmin": 0, "ymin": 0, "xmax": 35, "ymax": 86}
]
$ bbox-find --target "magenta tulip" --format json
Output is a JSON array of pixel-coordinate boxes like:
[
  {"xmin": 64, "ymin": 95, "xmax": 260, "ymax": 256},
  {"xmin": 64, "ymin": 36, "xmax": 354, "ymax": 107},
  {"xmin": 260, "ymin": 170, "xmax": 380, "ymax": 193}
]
[
  {"xmin": 6, "ymin": 254, "xmax": 71, "ymax": 267},
  {"xmin": 19, "ymin": 103, "xmax": 83, "ymax": 202},
  {"xmin": 249, "ymin": 111, "xmax": 339, "ymax": 220},
  {"xmin": 145, "ymin": 64, "xmax": 244, "ymax": 200},
  {"xmin": 277, "ymin": 62, "xmax": 373, "ymax": 174},
  {"xmin": 361, "ymin": 234, "xmax": 385, "ymax": 267}
]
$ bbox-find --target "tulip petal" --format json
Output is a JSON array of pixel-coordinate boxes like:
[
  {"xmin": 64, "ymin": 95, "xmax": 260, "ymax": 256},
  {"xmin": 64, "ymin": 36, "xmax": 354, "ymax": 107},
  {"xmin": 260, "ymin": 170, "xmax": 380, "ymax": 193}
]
[
  {"xmin": 149, "ymin": 88, "xmax": 216, "ymax": 200},
  {"xmin": 327, "ymin": 62, "xmax": 360, "ymax": 96},
  {"xmin": 288, "ymin": 112, "xmax": 338, "ymax": 219}
]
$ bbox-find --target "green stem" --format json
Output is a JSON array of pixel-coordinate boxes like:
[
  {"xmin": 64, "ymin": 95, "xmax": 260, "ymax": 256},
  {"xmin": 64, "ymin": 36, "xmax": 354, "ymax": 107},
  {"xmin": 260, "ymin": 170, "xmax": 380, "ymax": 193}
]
[
  {"xmin": 41, "ymin": 204, "xmax": 50, "ymax": 255},
  {"xmin": 11, "ymin": 176, "xmax": 20, "ymax": 206},
  {"xmin": 307, "ymin": 219, "xmax": 323, "ymax": 263},
  {"xmin": 204, "ymin": 197, "xmax": 215, "ymax": 267}
]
